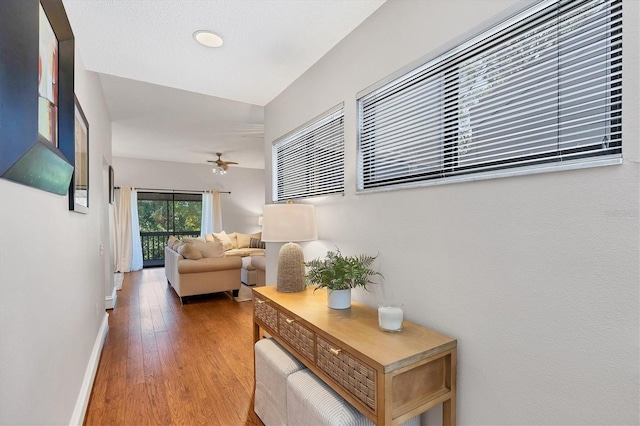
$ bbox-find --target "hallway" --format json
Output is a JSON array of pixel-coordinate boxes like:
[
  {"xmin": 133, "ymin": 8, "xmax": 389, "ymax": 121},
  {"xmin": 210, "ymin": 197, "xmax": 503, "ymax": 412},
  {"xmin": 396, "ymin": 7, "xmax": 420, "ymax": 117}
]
[{"xmin": 84, "ymin": 268, "xmax": 262, "ymax": 425}]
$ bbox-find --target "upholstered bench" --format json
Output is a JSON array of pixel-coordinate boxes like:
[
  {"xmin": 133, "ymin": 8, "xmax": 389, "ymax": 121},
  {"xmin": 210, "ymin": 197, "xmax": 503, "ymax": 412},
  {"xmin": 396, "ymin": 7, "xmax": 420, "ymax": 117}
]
[
  {"xmin": 287, "ymin": 369, "xmax": 420, "ymax": 426},
  {"xmin": 254, "ymin": 338, "xmax": 306, "ymax": 425}
]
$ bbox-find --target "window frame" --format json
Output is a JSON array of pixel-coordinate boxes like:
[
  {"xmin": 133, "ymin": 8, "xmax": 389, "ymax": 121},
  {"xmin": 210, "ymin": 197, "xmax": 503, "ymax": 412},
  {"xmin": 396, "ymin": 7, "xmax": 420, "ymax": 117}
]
[
  {"xmin": 272, "ymin": 104, "xmax": 345, "ymax": 201},
  {"xmin": 356, "ymin": 0, "xmax": 622, "ymax": 193}
]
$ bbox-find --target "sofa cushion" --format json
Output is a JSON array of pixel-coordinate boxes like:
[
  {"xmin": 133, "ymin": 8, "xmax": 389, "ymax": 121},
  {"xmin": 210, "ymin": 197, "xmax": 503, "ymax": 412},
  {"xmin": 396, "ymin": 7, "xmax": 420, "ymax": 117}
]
[
  {"xmin": 227, "ymin": 232, "xmax": 239, "ymax": 249},
  {"xmin": 195, "ymin": 240, "xmax": 225, "ymax": 258},
  {"xmin": 178, "ymin": 242, "xmax": 203, "ymax": 260},
  {"xmin": 250, "ymin": 237, "xmax": 266, "ymax": 249},
  {"xmin": 236, "ymin": 233, "xmax": 252, "ymax": 249},
  {"xmin": 213, "ymin": 231, "xmax": 234, "ymax": 250},
  {"xmin": 177, "ymin": 255, "xmax": 242, "ymax": 274},
  {"xmin": 182, "ymin": 236, "xmax": 205, "ymax": 244},
  {"xmin": 224, "ymin": 248, "xmax": 252, "ymax": 257}
]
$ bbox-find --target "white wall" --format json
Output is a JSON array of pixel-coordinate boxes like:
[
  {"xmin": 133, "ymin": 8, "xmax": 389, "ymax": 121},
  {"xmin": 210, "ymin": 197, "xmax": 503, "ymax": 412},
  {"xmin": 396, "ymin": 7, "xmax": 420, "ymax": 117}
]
[
  {"xmin": 0, "ymin": 56, "xmax": 113, "ymax": 423},
  {"xmin": 265, "ymin": 1, "xmax": 640, "ymax": 424},
  {"xmin": 112, "ymin": 157, "xmax": 265, "ymax": 234}
]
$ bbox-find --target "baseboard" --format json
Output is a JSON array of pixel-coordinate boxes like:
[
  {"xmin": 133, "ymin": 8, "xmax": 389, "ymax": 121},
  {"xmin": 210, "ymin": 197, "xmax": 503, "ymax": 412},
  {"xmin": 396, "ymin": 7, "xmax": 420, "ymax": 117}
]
[
  {"xmin": 69, "ymin": 312, "xmax": 109, "ymax": 426},
  {"xmin": 114, "ymin": 272, "xmax": 123, "ymax": 291},
  {"xmin": 105, "ymin": 286, "xmax": 117, "ymax": 310}
]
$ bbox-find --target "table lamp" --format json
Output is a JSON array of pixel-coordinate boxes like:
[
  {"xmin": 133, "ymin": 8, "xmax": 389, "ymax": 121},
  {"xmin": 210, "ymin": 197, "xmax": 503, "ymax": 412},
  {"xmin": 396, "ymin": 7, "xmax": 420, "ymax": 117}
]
[{"xmin": 261, "ymin": 202, "xmax": 317, "ymax": 292}]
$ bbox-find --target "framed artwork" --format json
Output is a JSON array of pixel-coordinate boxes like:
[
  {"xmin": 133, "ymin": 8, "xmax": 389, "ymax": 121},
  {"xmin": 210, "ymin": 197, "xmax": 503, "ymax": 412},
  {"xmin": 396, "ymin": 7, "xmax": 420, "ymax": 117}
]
[
  {"xmin": 109, "ymin": 166, "xmax": 115, "ymax": 204},
  {"xmin": 38, "ymin": 2, "xmax": 58, "ymax": 147},
  {"xmin": 70, "ymin": 97, "xmax": 89, "ymax": 213},
  {"xmin": 0, "ymin": 0, "xmax": 75, "ymax": 195}
]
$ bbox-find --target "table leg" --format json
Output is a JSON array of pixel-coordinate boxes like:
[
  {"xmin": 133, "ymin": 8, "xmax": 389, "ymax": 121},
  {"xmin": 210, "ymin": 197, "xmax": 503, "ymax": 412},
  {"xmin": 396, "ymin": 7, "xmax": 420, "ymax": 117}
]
[
  {"xmin": 253, "ymin": 322, "xmax": 260, "ymax": 344},
  {"xmin": 443, "ymin": 349, "xmax": 457, "ymax": 425}
]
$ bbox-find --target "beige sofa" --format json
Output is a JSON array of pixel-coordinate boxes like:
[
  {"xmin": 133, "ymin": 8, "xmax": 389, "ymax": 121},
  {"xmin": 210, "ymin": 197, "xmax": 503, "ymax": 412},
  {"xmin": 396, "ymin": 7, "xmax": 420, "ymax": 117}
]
[
  {"xmin": 164, "ymin": 244, "xmax": 242, "ymax": 303},
  {"xmin": 164, "ymin": 232, "xmax": 266, "ymax": 302}
]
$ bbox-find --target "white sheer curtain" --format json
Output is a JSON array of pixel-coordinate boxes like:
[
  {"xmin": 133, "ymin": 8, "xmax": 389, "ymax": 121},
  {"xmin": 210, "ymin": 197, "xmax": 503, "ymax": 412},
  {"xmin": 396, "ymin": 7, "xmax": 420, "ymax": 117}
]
[
  {"xmin": 201, "ymin": 190, "xmax": 223, "ymax": 237},
  {"xmin": 213, "ymin": 191, "xmax": 223, "ymax": 232},
  {"xmin": 201, "ymin": 192, "xmax": 214, "ymax": 237},
  {"xmin": 114, "ymin": 186, "xmax": 132, "ymax": 272},
  {"xmin": 130, "ymin": 189, "xmax": 143, "ymax": 271},
  {"xmin": 114, "ymin": 186, "xmax": 143, "ymax": 272}
]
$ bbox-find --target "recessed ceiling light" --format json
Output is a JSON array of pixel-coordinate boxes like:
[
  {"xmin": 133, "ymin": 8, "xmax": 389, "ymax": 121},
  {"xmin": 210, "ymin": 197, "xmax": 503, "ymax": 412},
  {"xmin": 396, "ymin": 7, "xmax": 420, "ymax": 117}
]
[{"xmin": 193, "ymin": 30, "xmax": 224, "ymax": 48}]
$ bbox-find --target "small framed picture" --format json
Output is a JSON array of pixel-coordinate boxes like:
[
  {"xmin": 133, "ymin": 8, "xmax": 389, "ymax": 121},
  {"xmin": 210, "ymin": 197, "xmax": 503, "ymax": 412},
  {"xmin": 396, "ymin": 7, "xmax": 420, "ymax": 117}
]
[
  {"xmin": 70, "ymin": 96, "xmax": 89, "ymax": 213},
  {"xmin": 109, "ymin": 166, "xmax": 115, "ymax": 204}
]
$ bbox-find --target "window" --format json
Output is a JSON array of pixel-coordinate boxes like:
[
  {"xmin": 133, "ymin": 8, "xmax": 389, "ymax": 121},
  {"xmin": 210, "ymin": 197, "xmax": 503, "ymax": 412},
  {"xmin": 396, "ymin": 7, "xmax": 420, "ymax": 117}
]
[
  {"xmin": 358, "ymin": 0, "xmax": 622, "ymax": 191},
  {"xmin": 137, "ymin": 192, "xmax": 202, "ymax": 267},
  {"xmin": 273, "ymin": 105, "xmax": 344, "ymax": 201}
]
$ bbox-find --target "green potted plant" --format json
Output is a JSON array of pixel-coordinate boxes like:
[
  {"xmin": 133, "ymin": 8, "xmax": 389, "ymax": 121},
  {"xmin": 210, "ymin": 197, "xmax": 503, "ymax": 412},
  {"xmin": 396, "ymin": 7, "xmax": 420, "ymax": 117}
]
[{"xmin": 305, "ymin": 248, "xmax": 382, "ymax": 309}]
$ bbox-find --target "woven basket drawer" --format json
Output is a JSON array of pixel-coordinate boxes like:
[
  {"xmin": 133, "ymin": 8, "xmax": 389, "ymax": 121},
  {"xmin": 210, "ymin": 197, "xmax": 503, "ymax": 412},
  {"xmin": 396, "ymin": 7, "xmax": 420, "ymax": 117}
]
[
  {"xmin": 278, "ymin": 312, "xmax": 315, "ymax": 362},
  {"xmin": 316, "ymin": 336, "xmax": 376, "ymax": 411},
  {"xmin": 254, "ymin": 295, "xmax": 278, "ymax": 333}
]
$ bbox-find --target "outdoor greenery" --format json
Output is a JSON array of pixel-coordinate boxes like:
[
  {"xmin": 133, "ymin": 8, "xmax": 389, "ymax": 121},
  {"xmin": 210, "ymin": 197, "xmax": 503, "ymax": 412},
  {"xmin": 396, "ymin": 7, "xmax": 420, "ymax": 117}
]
[
  {"xmin": 137, "ymin": 194, "xmax": 202, "ymax": 265},
  {"xmin": 137, "ymin": 199, "xmax": 201, "ymax": 232},
  {"xmin": 305, "ymin": 248, "xmax": 382, "ymax": 291}
]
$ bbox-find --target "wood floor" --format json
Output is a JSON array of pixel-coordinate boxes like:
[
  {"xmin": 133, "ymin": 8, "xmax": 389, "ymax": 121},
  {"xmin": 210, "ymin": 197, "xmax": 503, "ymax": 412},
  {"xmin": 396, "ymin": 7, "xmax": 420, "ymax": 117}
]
[{"xmin": 84, "ymin": 268, "xmax": 263, "ymax": 426}]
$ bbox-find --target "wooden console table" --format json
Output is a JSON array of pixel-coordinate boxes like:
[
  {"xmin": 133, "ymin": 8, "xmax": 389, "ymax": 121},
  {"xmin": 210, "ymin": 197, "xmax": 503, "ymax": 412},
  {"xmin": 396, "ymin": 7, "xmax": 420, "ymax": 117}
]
[{"xmin": 252, "ymin": 286, "xmax": 457, "ymax": 425}]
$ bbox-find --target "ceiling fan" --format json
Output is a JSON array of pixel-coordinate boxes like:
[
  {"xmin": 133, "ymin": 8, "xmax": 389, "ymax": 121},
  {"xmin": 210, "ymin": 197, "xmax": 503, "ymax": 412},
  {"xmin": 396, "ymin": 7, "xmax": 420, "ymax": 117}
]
[{"xmin": 207, "ymin": 153, "xmax": 238, "ymax": 175}]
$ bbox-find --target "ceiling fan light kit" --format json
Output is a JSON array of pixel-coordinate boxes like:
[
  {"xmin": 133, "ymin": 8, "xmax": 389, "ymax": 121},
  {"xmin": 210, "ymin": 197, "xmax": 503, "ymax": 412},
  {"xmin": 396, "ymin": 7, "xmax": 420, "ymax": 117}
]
[
  {"xmin": 208, "ymin": 153, "xmax": 238, "ymax": 175},
  {"xmin": 212, "ymin": 165, "xmax": 227, "ymax": 175}
]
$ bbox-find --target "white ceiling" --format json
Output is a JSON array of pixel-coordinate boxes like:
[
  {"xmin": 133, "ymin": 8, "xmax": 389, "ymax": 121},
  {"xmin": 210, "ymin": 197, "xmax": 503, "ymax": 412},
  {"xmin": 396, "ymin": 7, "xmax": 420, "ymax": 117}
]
[{"xmin": 62, "ymin": 0, "xmax": 386, "ymax": 169}]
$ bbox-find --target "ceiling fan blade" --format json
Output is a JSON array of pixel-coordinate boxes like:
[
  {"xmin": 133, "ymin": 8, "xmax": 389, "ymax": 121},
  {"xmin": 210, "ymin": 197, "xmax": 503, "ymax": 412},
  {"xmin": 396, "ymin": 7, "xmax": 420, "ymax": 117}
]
[{"xmin": 224, "ymin": 161, "xmax": 239, "ymax": 165}]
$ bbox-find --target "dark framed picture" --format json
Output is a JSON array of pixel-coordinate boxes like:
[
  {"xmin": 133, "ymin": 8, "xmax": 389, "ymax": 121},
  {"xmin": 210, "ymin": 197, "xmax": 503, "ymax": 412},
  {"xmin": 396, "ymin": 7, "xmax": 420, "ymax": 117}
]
[
  {"xmin": 38, "ymin": 2, "xmax": 59, "ymax": 148},
  {"xmin": 109, "ymin": 166, "xmax": 115, "ymax": 204},
  {"xmin": 70, "ymin": 97, "xmax": 89, "ymax": 213},
  {"xmin": 0, "ymin": 0, "xmax": 75, "ymax": 195}
]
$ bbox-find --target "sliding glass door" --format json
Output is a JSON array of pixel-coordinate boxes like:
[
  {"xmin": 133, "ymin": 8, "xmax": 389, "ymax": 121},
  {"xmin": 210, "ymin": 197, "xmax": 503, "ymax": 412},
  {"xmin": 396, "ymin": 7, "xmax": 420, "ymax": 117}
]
[{"xmin": 137, "ymin": 192, "xmax": 202, "ymax": 267}]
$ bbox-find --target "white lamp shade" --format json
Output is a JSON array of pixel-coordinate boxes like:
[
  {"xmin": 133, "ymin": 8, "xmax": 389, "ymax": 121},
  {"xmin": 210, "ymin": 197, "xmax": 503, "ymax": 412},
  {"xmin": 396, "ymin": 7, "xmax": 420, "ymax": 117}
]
[{"xmin": 261, "ymin": 204, "xmax": 317, "ymax": 242}]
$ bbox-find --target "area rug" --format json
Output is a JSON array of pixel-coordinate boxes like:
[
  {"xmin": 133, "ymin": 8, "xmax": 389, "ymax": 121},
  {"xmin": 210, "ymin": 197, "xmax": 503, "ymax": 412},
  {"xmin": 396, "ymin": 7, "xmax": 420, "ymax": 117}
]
[{"xmin": 234, "ymin": 283, "xmax": 254, "ymax": 302}]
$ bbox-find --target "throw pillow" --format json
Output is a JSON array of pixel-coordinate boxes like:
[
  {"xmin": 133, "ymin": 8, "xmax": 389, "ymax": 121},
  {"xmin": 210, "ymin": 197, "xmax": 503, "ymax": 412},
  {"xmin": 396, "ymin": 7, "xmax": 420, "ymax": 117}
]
[
  {"xmin": 171, "ymin": 239, "xmax": 183, "ymax": 251},
  {"xmin": 178, "ymin": 242, "xmax": 202, "ymax": 260},
  {"xmin": 213, "ymin": 231, "xmax": 234, "ymax": 251},
  {"xmin": 204, "ymin": 233, "xmax": 215, "ymax": 242},
  {"xmin": 236, "ymin": 233, "xmax": 251, "ymax": 249},
  {"xmin": 204, "ymin": 241, "xmax": 225, "ymax": 258},
  {"xmin": 167, "ymin": 235, "xmax": 178, "ymax": 247},
  {"xmin": 183, "ymin": 236, "xmax": 205, "ymax": 245},
  {"xmin": 227, "ymin": 232, "xmax": 239, "ymax": 249},
  {"xmin": 192, "ymin": 239, "xmax": 224, "ymax": 258},
  {"xmin": 249, "ymin": 237, "xmax": 266, "ymax": 249}
]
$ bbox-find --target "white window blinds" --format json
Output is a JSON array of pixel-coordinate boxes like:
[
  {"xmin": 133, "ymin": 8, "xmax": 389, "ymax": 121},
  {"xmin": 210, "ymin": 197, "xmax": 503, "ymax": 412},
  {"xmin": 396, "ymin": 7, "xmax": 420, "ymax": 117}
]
[
  {"xmin": 273, "ymin": 106, "xmax": 344, "ymax": 201},
  {"xmin": 357, "ymin": 0, "xmax": 622, "ymax": 191}
]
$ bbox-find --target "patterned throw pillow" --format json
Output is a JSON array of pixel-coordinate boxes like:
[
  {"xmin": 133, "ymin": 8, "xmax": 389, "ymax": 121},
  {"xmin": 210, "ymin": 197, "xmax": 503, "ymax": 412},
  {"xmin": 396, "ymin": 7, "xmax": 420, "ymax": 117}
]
[{"xmin": 249, "ymin": 237, "xmax": 266, "ymax": 249}]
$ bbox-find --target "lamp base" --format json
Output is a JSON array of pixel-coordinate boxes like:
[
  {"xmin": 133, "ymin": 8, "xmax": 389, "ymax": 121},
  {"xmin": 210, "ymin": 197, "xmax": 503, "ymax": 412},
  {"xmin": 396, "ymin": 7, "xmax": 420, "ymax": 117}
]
[{"xmin": 276, "ymin": 242, "xmax": 306, "ymax": 293}]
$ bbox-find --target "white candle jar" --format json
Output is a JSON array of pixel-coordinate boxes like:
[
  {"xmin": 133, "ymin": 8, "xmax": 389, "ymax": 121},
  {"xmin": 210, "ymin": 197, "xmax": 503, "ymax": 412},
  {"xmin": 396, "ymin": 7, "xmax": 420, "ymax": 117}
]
[{"xmin": 378, "ymin": 302, "xmax": 404, "ymax": 332}]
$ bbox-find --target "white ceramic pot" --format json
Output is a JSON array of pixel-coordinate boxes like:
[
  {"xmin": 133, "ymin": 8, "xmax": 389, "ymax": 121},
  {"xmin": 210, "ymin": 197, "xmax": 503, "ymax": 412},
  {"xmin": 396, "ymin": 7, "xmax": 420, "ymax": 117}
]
[{"xmin": 327, "ymin": 289, "xmax": 351, "ymax": 309}]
